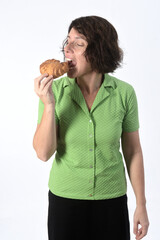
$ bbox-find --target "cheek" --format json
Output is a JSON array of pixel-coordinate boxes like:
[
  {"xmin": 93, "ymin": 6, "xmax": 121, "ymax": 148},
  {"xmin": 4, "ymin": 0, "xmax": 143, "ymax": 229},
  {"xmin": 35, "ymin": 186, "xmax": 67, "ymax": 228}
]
[
  {"xmin": 77, "ymin": 50, "xmax": 86, "ymax": 60},
  {"xmin": 77, "ymin": 54, "xmax": 88, "ymax": 66},
  {"xmin": 76, "ymin": 51, "xmax": 91, "ymax": 70}
]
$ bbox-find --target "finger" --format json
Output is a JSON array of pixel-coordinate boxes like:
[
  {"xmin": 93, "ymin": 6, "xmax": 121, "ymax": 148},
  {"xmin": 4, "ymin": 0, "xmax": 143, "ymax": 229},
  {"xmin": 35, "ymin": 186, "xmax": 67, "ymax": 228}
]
[
  {"xmin": 136, "ymin": 227, "xmax": 142, "ymax": 239},
  {"xmin": 40, "ymin": 75, "xmax": 53, "ymax": 90},
  {"xmin": 43, "ymin": 78, "xmax": 53, "ymax": 94},
  {"xmin": 133, "ymin": 222, "xmax": 138, "ymax": 235},
  {"xmin": 139, "ymin": 226, "xmax": 148, "ymax": 239},
  {"xmin": 34, "ymin": 73, "xmax": 49, "ymax": 91},
  {"xmin": 39, "ymin": 73, "xmax": 51, "ymax": 87},
  {"xmin": 137, "ymin": 222, "xmax": 149, "ymax": 239},
  {"xmin": 136, "ymin": 227, "xmax": 147, "ymax": 240},
  {"xmin": 36, "ymin": 73, "xmax": 49, "ymax": 83},
  {"xmin": 40, "ymin": 73, "xmax": 49, "ymax": 79}
]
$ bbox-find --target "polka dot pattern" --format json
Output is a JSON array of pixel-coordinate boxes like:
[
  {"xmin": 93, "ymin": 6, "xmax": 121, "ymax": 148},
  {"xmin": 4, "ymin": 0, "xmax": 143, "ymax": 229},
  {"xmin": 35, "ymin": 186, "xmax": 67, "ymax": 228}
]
[{"xmin": 37, "ymin": 73, "xmax": 140, "ymax": 200}]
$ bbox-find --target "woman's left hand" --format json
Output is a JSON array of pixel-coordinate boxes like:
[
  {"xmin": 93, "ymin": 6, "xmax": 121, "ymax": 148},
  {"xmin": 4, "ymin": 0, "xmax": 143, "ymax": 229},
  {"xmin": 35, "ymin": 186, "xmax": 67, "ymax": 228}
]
[{"xmin": 133, "ymin": 204, "xmax": 149, "ymax": 240}]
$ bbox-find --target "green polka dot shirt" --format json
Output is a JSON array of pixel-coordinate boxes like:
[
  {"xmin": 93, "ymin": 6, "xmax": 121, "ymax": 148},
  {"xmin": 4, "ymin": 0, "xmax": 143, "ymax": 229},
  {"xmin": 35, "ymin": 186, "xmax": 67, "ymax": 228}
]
[{"xmin": 37, "ymin": 73, "xmax": 140, "ymax": 200}]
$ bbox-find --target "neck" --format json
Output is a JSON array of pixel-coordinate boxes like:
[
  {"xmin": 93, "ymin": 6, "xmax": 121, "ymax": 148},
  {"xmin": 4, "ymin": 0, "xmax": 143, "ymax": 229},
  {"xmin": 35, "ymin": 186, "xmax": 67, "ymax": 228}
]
[{"xmin": 76, "ymin": 72, "xmax": 104, "ymax": 95}]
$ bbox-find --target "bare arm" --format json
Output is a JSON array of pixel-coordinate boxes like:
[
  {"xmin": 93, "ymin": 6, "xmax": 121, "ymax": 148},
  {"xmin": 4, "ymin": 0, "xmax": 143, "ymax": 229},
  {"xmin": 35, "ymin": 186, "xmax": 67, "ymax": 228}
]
[
  {"xmin": 33, "ymin": 106, "xmax": 58, "ymax": 162},
  {"xmin": 121, "ymin": 130, "xmax": 146, "ymax": 205},
  {"xmin": 33, "ymin": 73, "xmax": 58, "ymax": 162},
  {"xmin": 121, "ymin": 130, "xmax": 149, "ymax": 239}
]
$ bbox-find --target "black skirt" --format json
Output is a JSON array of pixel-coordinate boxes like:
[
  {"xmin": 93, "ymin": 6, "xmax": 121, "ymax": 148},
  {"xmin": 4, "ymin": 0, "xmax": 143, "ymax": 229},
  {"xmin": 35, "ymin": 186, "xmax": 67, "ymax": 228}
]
[{"xmin": 48, "ymin": 190, "xmax": 130, "ymax": 240}]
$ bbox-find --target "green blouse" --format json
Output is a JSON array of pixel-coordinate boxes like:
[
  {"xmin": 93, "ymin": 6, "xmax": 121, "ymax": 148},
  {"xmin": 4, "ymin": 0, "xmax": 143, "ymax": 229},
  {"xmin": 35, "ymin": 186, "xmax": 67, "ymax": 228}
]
[{"xmin": 37, "ymin": 73, "xmax": 140, "ymax": 200}]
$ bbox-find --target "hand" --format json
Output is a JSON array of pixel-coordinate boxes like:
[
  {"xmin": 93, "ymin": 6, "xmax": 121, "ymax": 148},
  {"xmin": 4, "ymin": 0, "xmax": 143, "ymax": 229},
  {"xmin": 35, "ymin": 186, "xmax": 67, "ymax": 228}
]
[
  {"xmin": 34, "ymin": 73, "xmax": 55, "ymax": 105},
  {"xmin": 133, "ymin": 205, "xmax": 149, "ymax": 240}
]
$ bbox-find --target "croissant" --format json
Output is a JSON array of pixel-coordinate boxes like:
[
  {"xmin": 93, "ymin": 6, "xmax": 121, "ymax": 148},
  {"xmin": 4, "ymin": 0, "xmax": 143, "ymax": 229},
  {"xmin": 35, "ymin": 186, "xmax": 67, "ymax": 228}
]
[{"xmin": 40, "ymin": 59, "xmax": 69, "ymax": 78}]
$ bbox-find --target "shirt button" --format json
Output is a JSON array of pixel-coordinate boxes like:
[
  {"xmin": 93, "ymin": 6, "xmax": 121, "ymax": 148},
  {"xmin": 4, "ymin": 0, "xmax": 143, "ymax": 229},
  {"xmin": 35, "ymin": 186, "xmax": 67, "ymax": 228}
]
[
  {"xmin": 89, "ymin": 134, "xmax": 92, "ymax": 137},
  {"xmin": 89, "ymin": 149, "xmax": 93, "ymax": 151},
  {"xmin": 89, "ymin": 194, "xmax": 93, "ymax": 197},
  {"xmin": 89, "ymin": 119, "xmax": 92, "ymax": 123},
  {"xmin": 89, "ymin": 179, "xmax": 93, "ymax": 183},
  {"xmin": 90, "ymin": 165, "xmax": 93, "ymax": 168}
]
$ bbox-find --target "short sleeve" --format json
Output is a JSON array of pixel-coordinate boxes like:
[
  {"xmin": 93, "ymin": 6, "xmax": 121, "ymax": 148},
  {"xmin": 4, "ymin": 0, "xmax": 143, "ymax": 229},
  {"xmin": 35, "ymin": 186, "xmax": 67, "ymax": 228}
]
[
  {"xmin": 122, "ymin": 87, "xmax": 140, "ymax": 132},
  {"xmin": 37, "ymin": 98, "xmax": 59, "ymax": 125}
]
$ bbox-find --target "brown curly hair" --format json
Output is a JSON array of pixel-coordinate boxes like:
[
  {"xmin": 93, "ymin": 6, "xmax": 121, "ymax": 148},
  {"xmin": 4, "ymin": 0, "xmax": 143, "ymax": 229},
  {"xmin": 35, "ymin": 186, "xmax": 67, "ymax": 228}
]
[{"xmin": 61, "ymin": 15, "xmax": 123, "ymax": 74}]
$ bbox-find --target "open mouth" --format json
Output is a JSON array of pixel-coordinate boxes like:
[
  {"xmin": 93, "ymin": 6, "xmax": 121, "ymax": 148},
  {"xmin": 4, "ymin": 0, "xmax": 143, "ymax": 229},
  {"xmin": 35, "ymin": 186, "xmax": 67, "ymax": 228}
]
[{"xmin": 65, "ymin": 58, "xmax": 77, "ymax": 69}]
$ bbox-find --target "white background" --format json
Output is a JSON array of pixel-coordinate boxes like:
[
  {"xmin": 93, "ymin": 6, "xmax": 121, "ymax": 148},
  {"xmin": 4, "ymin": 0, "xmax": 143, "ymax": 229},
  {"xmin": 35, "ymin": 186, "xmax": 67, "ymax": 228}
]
[{"xmin": 0, "ymin": 0, "xmax": 159, "ymax": 239}]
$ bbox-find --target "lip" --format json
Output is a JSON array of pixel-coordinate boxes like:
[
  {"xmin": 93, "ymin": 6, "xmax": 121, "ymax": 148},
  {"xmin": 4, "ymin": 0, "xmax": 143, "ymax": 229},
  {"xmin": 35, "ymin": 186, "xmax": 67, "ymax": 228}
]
[
  {"xmin": 65, "ymin": 58, "xmax": 72, "ymax": 62},
  {"xmin": 65, "ymin": 56, "xmax": 72, "ymax": 62},
  {"xmin": 65, "ymin": 56, "xmax": 77, "ymax": 69}
]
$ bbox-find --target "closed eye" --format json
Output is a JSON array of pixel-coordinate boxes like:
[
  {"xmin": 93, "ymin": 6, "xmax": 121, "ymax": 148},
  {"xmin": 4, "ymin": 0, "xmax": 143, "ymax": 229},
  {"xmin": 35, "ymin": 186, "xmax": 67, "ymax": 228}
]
[
  {"xmin": 77, "ymin": 44, "xmax": 84, "ymax": 46},
  {"xmin": 65, "ymin": 40, "xmax": 84, "ymax": 47}
]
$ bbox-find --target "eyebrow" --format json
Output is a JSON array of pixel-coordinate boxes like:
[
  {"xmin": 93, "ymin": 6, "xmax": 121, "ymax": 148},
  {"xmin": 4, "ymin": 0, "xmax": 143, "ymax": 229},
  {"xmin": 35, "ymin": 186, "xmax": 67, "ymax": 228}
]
[{"xmin": 67, "ymin": 35, "xmax": 86, "ymax": 40}]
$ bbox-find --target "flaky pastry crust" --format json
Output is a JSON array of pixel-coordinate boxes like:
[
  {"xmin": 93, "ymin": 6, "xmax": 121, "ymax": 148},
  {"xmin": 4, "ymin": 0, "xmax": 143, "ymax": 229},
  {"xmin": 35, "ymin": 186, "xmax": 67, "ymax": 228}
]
[{"xmin": 40, "ymin": 59, "xmax": 69, "ymax": 78}]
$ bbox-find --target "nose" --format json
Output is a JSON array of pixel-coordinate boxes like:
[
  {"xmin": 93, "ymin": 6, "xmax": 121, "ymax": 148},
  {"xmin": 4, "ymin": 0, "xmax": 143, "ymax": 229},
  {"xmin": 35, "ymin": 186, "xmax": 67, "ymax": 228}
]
[{"xmin": 64, "ymin": 43, "xmax": 74, "ymax": 53}]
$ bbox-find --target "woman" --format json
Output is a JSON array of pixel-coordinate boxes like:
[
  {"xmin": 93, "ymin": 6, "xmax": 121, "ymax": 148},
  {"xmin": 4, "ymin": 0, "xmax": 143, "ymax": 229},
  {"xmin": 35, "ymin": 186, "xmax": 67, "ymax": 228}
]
[{"xmin": 33, "ymin": 16, "xmax": 149, "ymax": 240}]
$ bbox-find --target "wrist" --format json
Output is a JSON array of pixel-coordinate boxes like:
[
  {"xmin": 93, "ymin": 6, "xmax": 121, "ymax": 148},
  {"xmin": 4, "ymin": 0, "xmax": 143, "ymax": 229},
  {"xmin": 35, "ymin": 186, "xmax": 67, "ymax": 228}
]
[
  {"xmin": 44, "ymin": 103, "xmax": 55, "ymax": 111},
  {"xmin": 136, "ymin": 198, "xmax": 146, "ymax": 207}
]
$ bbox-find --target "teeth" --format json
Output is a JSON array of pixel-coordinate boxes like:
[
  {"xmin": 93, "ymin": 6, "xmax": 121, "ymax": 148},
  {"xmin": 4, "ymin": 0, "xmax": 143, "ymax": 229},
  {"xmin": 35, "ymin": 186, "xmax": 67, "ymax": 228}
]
[{"xmin": 65, "ymin": 58, "xmax": 72, "ymax": 62}]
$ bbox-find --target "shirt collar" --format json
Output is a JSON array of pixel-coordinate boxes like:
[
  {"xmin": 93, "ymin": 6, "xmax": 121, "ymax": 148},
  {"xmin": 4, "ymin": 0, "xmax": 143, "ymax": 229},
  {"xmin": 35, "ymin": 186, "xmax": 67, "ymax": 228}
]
[
  {"xmin": 63, "ymin": 73, "xmax": 117, "ymax": 90},
  {"xmin": 103, "ymin": 73, "xmax": 117, "ymax": 89}
]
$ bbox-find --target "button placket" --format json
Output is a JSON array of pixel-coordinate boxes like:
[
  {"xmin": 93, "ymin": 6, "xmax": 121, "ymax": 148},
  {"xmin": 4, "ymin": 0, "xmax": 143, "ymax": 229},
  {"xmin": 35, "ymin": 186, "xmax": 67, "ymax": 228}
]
[
  {"xmin": 88, "ymin": 117, "xmax": 95, "ymax": 197},
  {"xmin": 88, "ymin": 118, "xmax": 94, "ymax": 158}
]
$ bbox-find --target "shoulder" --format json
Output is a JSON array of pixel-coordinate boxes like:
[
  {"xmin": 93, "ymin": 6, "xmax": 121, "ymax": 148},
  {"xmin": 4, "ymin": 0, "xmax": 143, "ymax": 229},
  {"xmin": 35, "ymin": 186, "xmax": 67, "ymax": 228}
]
[
  {"xmin": 107, "ymin": 74, "xmax": 137, "ymax": 98},
  {"xmin": 108, "ymin": 74, "xmax": 134, "ymax": 90}
]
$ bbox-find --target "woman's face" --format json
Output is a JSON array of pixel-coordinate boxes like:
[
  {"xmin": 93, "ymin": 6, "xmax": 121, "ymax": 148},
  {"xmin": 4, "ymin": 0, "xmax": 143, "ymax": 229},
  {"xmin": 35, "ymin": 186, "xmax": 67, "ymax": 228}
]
[{"xmin": 64, "ymin": 27, "xmax": 92, "ymax": 79}]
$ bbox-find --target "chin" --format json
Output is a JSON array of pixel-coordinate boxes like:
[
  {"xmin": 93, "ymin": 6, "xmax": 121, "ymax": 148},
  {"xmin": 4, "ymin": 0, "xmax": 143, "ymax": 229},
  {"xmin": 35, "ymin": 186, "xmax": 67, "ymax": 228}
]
[{"xmin": 67, "ymin": 69, "xmax": 78, "ymax": 79}]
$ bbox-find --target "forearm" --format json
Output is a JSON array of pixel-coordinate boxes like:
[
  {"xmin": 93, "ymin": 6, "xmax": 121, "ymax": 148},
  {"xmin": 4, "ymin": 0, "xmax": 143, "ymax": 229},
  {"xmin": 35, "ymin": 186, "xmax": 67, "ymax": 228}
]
[
  {"xmin": 126, "ymin": 151, "xmax": 146, "ymax": 206},
  {"xmin": 33, "ymin": 104, "xmax": 57, "ymax": 161}
]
